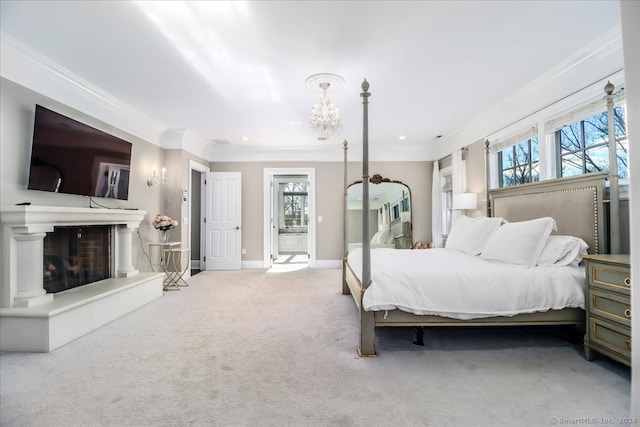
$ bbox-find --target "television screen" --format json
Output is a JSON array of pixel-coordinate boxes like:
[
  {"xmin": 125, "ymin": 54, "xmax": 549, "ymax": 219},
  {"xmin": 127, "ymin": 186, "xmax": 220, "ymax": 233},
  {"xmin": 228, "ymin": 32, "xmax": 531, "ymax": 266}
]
[{"xmin": 28, "ymin": 105, "xmax": 132, "ymax": 200}]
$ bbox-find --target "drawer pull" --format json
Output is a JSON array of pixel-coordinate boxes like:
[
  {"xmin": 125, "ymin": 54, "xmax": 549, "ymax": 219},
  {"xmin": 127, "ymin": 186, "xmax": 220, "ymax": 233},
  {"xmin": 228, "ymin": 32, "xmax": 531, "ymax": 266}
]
[
  {"xmin": 624, "ymin": 277, "xmax": 631, "ymax": 286},
  {"xmin": 625, "ymin": 339, "xmax": 631, "ymax": 350},
  {"xmin": 624, "ymin": 308, "xmax": 631, "ymax": 318}
]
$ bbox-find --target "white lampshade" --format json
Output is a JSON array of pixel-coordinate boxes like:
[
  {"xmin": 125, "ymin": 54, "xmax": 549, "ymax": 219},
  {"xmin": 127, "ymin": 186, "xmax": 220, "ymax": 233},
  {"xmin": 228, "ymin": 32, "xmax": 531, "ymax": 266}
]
[{"xmin": 452, "ymin": 193, "xmax": 477, "ymax": 210}]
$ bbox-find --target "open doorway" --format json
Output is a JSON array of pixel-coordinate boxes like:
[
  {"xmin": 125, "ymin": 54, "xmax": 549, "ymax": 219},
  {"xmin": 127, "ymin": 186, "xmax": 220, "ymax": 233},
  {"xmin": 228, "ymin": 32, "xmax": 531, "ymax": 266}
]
[
  {"xmin": 188, "ymin": 160, "xmax": 210, "ymax": 275},
  {"xmin": 272, "ymin": 176, "xmax": 309, "ymax": 269},
  {"xmin": 263, "ymin": 168, "xmax": 316, "ymax": 270}
]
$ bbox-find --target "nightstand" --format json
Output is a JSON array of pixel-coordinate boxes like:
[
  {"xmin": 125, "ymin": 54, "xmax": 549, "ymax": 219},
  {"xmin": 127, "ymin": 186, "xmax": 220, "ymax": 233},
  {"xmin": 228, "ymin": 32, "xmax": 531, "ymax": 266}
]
[
  {"xmin": 394, "ymin": 235, "xmax": 412, "ymax": 249},
  {"xmin": 583, "ymin": 254, "xmax": 631, "ymax": 366}
]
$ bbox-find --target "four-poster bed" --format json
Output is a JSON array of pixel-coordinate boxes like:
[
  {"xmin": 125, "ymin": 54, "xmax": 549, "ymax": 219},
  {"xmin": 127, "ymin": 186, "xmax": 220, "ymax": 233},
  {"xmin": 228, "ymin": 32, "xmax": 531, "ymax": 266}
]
[{"xmin": 342, "ymin": 79, "xmax": 608, "ymax": 357}]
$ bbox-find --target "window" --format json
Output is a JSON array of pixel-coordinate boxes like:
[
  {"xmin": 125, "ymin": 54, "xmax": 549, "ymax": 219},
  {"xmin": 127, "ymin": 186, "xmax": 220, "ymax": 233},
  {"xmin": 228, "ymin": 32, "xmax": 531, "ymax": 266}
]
[
  {"xmin": 282, "ymin": 182, "xmax": 308, "ymax": 227},
  {"xmin": 440, "ymin": 172, "xmax": 453, "ymax": 235},
  {"xmin": 556, "ymin": 107, "xmax": 628, "ymax": 179},
  {"xmin": 498, "ymin": 137, "xmax": 539, "ymax": 187},
  {"xmin": 401, "ymin": 195, "xmax": 410, "ymax": 212},
  {"xmin": 391, "ymin": 204, "xmax": 400, "ymax": 222}
]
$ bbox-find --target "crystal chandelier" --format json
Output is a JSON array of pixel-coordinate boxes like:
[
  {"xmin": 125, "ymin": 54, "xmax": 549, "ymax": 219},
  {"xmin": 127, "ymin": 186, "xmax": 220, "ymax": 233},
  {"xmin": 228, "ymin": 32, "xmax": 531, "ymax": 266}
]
[{"xmin": 305, "ymin": 73, "xmax": 344, "ymax": 140}]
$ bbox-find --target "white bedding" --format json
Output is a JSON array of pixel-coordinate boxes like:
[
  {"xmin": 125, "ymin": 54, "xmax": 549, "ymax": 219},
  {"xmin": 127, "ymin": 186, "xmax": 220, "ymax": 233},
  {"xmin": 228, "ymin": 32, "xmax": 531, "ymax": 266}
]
[
  {"xmin": 347, "ymin": 248, "xmax": 585, "ymax": 320},
  {"xmin": 348, "ymin": 242, "xmax": 395, "ymax": 252}
]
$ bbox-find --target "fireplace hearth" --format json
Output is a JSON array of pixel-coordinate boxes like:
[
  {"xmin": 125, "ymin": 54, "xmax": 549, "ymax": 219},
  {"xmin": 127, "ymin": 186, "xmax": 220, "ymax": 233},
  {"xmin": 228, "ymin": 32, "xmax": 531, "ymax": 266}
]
[{"xmin": 0, "ymin": 205, "xmax": 164, "ymax": 352}]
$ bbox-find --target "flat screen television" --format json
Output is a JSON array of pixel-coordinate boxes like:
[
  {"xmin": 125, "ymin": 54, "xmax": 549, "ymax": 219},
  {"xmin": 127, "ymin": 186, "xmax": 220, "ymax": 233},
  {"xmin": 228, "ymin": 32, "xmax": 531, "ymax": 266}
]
[{"xmin": 28, "ymin": 105, "xmax": 132, "ymax": 200}]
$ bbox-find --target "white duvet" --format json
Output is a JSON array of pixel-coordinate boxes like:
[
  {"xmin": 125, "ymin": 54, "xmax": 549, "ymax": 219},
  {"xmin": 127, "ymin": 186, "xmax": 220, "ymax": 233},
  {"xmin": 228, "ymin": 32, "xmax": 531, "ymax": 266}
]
[{"xmin": 347, "ymin": 248, "xmax": 585, "ymax": 320}]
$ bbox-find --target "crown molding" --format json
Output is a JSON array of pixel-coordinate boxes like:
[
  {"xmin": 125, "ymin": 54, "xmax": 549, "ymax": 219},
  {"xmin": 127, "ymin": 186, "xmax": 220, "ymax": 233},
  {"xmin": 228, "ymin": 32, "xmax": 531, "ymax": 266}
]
[
  {"xmin": 3, "ymin": 25, "xmax": 623, "ymax": 164},
  {"xmin": 0, "ymin": 32, "xmax": 212, "ymax": 159},
  {"xmin": 432, "ymin": 26, "xmax": 624, "ymax": 159},
  {"xmin": 208, "ymin": 141, "xmax": 437, "ymax": 162},
  {"xmin": 160, "ymin": 128, "xmax": 211, "ymax": 157},
  {"xmin": 0, "ymin": 32, "xmax": 163, "ymax": 144}
]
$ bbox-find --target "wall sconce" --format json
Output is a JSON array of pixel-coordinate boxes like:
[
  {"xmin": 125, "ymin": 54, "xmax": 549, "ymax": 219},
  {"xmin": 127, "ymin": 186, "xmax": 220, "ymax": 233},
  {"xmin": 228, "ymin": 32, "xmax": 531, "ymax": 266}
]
[
  {"xmin": 452, "ymin": 193, "xmax": 477, "ymax": 215},
  {"xmin": 147, "ymin": 167, "xmax": 167, "ymax": 187}
]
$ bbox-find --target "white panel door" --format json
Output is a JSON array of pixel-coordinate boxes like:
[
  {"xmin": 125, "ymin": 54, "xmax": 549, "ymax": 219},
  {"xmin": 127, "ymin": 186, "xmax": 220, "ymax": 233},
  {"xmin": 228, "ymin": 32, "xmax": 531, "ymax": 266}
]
[{"xmin": 204, "ymin": 172, "xmax": 241, "ymax": 270}]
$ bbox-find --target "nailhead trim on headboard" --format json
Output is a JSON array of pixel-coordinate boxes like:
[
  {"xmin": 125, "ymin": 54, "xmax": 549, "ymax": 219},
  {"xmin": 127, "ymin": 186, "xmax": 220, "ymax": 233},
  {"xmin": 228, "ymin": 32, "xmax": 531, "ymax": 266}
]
[{"xmin": 490, "ymin": 184, "xmax": 602, "ymax": 255}]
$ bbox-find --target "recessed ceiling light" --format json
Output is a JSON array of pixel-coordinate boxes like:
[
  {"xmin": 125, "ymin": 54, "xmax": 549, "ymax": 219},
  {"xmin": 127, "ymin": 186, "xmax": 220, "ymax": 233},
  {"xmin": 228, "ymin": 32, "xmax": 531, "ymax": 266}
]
[
  {"xmin": 398, "ymin": 136, "xmax": 406, "ymax": 140},
  {"xmin": 241, "ymin": 136, "xmax": 249, "ymax": 141}
]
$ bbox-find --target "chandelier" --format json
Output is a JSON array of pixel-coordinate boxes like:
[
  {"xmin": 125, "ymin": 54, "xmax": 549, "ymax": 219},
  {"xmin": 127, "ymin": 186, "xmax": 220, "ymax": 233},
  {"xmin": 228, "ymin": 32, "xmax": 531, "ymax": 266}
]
[{"xmin": 305, "ymin": 73, "xmax": 344, "ymax": 140}]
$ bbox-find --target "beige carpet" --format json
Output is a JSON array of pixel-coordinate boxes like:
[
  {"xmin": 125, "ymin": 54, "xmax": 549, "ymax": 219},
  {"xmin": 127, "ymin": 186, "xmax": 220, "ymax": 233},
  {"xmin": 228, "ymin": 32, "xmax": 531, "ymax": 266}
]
[{"xmin": 0, "ymin": 268, "xmax": 631, "ymax": 427}]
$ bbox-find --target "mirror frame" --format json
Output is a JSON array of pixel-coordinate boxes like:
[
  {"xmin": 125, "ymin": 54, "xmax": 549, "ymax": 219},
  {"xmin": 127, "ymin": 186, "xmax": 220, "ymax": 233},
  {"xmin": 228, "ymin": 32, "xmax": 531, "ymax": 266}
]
[{"xmin": 346, "ymin": 174, "xmax": 412, "ymax": 251}]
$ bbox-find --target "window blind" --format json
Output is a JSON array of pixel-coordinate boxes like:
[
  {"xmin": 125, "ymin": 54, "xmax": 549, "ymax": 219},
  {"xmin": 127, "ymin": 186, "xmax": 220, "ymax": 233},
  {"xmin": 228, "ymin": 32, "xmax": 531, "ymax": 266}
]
[
  {"xmin": 488, "ymin": 125, "xmax": 538, "ymax": 154},
  {"xmin": 545, "ymin": 93, "xmax": 625, "ymax": 134}
]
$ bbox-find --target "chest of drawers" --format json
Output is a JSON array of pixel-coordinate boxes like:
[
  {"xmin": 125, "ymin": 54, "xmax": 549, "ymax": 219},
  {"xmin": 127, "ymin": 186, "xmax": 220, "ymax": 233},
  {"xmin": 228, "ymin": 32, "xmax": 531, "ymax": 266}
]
[{"xmin": 583, "ymin": 254, "xmax": 631, "ymax": 367}]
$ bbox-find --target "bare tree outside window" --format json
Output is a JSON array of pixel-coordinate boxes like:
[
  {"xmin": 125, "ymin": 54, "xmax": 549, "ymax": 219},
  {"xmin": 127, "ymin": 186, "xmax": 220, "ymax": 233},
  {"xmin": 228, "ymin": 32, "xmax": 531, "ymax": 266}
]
[
  {"xmin": 282, "ymin": 182, "xmax": 309, "ymax": 227},
  {"xmin": 498, "ymin": 137, "xmax": 540, "ymax": 187},
  {"xmin": 557, "ymin": 107, "xmax": 628, "ymax": 179}
]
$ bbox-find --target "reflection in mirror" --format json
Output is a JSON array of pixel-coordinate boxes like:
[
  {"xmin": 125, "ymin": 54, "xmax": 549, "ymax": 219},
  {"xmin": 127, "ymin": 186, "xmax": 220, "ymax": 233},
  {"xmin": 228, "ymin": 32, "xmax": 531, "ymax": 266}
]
[{"xmin": 347, "ymin": 174, "xmax": 412, "ymax": 252}]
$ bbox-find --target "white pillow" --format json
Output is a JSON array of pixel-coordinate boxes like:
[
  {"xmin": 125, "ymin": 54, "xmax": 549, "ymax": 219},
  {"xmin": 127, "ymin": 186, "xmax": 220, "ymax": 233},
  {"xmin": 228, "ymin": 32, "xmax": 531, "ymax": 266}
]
[
  {"xmin": 480, "ymin": 217, "xmax": 556, "ymax": 267},
  {"xmin": 537, "ymin": 236, "xmax": 589, "ymax": 267},
  {"xmin": 444, "ymin": 215, "xmax": 474, "ymax": 250},
  {"xmin": 370, "ymin": 230, "xmax": 384, "ymax": 244},
  {"xmin": 446, "ymin": 216, "xmax": 503, "ymax": 256},
  {"xmin": 383, "ymin": 230, "xmax": 395, "ymax": 244},
  {"xmin": 559, "ymin": 239, "xmax": 589, "ymax": 267},
  {"xmin": 370, "ymin": 229, "xmax": 392, "ymax": 245}
]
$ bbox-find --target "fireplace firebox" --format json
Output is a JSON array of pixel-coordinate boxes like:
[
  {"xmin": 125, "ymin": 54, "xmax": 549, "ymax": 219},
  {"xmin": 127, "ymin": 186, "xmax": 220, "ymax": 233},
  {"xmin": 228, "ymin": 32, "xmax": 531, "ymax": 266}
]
[{"xmin": 43, "ymin": 225, "xmax": 112, "ymax": 293}]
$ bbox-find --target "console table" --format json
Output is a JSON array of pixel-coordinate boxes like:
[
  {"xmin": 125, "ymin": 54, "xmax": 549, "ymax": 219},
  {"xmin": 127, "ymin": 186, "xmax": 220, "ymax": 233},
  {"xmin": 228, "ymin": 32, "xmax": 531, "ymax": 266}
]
[
  {"xmin": 148, "ymin": 243, "xmax": 189, "ymax": 291},
  {"xmin": 149, "ymin": 242, "xmax": 181, "ymax": 271},
  {"xmin": 163, "ymin": 248, "xmax": 190, "ymax": 290}
]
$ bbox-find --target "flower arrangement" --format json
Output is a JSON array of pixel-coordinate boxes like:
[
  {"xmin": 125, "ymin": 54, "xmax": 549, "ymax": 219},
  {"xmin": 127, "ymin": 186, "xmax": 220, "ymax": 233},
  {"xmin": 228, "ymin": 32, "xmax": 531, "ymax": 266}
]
[{"xmin": 153, "ymin": 214, "xmax": 178, "ymax": 231}]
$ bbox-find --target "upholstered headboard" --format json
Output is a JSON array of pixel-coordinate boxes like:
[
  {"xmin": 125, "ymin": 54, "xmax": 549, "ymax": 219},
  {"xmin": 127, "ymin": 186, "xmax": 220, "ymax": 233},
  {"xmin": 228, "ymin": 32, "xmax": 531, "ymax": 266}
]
[{"xmin": 488, "ymin": 172, "xmax": 607, "ymax": 254}]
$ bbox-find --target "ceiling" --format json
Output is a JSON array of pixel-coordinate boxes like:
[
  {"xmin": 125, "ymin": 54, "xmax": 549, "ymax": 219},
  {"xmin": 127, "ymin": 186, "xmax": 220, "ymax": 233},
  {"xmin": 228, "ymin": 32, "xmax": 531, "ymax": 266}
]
[{"xmin": 0, "ymin": 1, "xmax": 622, "ymax": 157}]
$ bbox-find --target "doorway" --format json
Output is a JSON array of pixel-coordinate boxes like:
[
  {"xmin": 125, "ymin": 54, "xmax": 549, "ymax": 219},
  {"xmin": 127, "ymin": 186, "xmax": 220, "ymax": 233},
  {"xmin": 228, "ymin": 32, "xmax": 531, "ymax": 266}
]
[
  {"xmin": 188, "ymin": 160, "xmax": 210, "ymax": 275},
  {"xmin": 263, "ymin": 168, "xmax": 316, "ymax": 269},
  {"xmin": 272, "ymin": 176, "xmax": 309, "ymax": 268}
]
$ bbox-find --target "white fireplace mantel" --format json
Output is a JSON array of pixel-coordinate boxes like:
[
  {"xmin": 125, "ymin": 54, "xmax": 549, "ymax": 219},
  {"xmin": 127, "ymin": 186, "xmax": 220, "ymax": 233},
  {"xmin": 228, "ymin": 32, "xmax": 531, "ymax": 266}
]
[
  {"xmin": 1, "ymin": 205, "xmax": 147, "ymax": 230},
  {"xmin": 1, "ymin": 205, "xmax": 147, "ymax": 308},
  {"xmin": 0, "ymin": 205, "xmax": 164, "ymax": 352}
]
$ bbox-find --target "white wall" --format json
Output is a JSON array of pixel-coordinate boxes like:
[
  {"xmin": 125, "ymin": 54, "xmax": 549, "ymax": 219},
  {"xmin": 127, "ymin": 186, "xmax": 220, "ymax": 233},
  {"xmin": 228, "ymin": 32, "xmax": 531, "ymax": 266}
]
[{"xmin": 619, "ymin": 0, "xmax": 639, "ymax": 418}]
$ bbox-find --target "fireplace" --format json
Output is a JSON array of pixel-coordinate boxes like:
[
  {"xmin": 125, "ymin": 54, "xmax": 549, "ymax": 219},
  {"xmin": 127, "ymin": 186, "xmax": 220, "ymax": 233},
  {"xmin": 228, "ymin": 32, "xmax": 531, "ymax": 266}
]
[
  {"xmin": 43, "ymin": 225, "xmax": 112, "ymax": 293},
  {"xmin": 0, "ymin": 205, "xmax": 164, "ymax": 352}
]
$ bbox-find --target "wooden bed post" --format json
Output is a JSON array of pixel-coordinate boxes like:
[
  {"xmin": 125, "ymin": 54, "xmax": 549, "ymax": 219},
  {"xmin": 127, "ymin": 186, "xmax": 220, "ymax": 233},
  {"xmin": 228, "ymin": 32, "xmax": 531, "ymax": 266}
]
[
  {"xmin": 604, "ymin": 82, "xmax": 620, "ymax": 253},
  {"xmin": 359, "ymin": 79, "xmax": 376, "ymax": 356},
  {"xmin": 361, "ymin": 79, "xmax": 371, "ymax": 292},
  {"xmin": 342, "ymin": 139, "xmax": 351, "ymax": 295},
  {"xmin": 359, "ymin": 309, "xmax": 376, "ymax": 357},
  {"xmin": 485, "ymin": 139, "xmax": 491, "ymax": 217}
]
